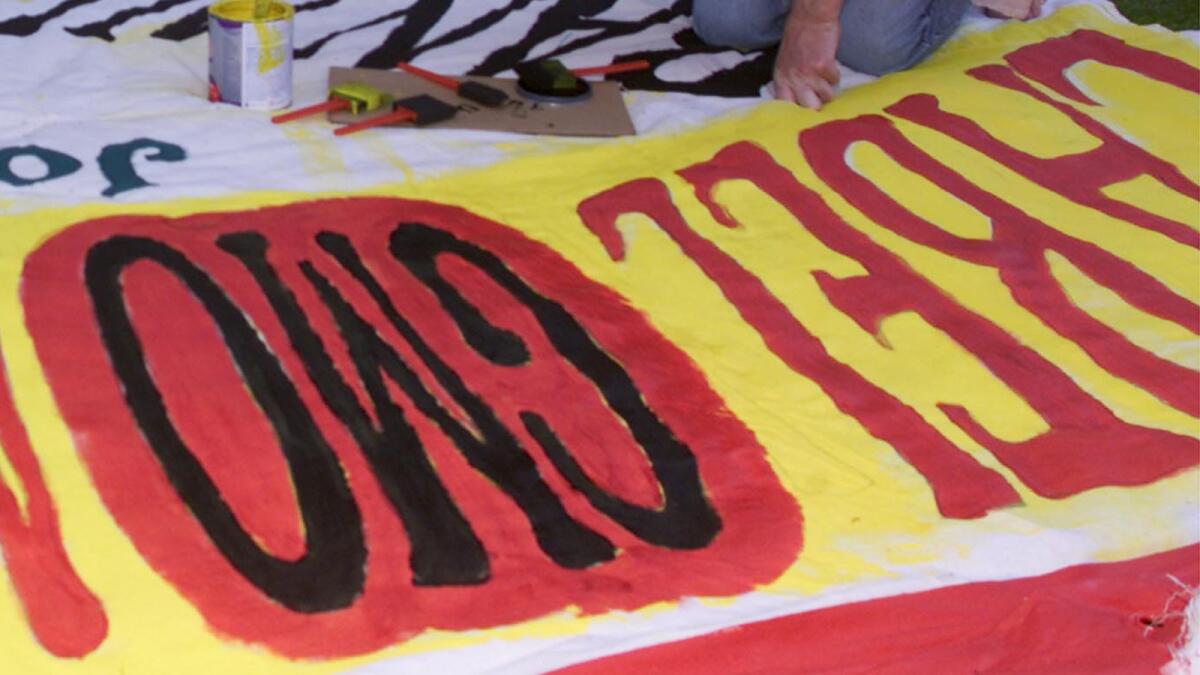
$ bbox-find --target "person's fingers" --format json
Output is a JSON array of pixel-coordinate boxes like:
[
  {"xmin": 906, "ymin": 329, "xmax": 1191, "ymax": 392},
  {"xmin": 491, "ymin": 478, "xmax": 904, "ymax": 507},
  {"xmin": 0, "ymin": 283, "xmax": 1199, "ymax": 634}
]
[
  {"xmin": 774, "ymin": 77, "xmax": 800, "ymax": 104},
  {"xmin": 776, "ymin": 72, "xmax": 835, "ymax": 109},
  {"xmin": 797, "ymin": 86, "xmax": 823, "ymax": 110},
  {"xmin": 821, "ymin": 61, "xmax": 842, "ymax": 87},
  {"xmin": 977, "ymin": 0, "xmax": 1043, "ymax": 19},
  {"xmin": 801, "ymin": 54, "xmax": 841, "ymax": 87},
  {"xmin": 771, "ymin": 15, "xmax": 840, "ymax": 109},
  {"xmin": 773, "ymin": 51, "xmax": 839, "ymax": 108},
  {"xmin": 810, "ymin": 77, "xmax": 835, "ymax": 104},
  {"xmin": 778, "ymin": 73, "xmax": 828, "ymax": 109}
]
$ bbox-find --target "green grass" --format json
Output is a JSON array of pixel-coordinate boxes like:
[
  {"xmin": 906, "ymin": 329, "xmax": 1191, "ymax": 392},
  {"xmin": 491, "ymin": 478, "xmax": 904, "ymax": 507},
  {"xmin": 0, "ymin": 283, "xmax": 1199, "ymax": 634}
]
[{"xmin": 1112, "ymin": 0, "xmax": 1199, "ymax": 30}]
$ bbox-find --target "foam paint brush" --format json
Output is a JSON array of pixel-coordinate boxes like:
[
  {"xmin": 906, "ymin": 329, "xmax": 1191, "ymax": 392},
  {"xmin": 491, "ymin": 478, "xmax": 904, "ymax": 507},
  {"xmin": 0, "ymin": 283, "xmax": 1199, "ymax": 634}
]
[
  {"xmin": 333, "ymin": 94, "xmax": 458, "ymax": 137},
  {"xmin": 514, "ymin": 59, "xmax": 651, "ymax": 103},
  {"xmin": 271, "ymin": 83, "xmax": 390, "ymax": 124},
  {"xmin": 570, "ymin": 60, "xmax": 652, "ymax": 78},
  {"xmin": 515, "ymin": 59, "xmax": 590, "ymax": 103},
  {"xmin": 394, "ymin": 62, "xmax": 510, "ymax": 108}
]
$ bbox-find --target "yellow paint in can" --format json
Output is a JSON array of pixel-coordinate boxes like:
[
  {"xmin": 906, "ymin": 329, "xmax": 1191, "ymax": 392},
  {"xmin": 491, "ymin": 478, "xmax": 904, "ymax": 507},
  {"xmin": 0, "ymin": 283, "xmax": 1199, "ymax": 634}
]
[
  {"xmin": 207, "ymin": 0, "xmax": 295, "ymax": 109},
  {"xmin": 210, "ymin": 0, "xmax": 293, "ymax": 22}
]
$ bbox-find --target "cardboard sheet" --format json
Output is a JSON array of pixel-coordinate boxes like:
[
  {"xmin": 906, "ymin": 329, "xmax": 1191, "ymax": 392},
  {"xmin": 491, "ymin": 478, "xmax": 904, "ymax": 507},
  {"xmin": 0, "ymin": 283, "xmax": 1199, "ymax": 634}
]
[{"xmin": 326, "ymin": 68, "xmax": 637, "ymax": 137}]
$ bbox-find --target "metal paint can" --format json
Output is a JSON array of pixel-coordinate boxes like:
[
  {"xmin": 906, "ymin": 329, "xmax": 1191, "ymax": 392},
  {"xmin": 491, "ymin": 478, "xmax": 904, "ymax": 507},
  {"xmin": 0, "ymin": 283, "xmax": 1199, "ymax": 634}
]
[{"xmin": 207, "ymin": 1, "xmax": 294, "ymax": 110}]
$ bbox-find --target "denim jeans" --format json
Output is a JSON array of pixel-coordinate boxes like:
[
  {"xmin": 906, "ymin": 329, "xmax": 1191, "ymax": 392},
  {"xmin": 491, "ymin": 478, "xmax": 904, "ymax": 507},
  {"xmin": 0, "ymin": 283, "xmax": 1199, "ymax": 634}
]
[{"xmin": 692, "ymin": 0, "xmax": 972, "ymax": 76}]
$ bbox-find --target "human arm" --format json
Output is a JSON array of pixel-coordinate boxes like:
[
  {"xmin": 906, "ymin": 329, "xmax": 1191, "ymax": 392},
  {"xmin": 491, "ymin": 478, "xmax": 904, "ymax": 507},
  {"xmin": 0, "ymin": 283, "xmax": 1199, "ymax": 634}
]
[
  {"xmin": 772, "ymin": 0, "xmax": 843, "ymax": 109},
  {"xmin": 773, "ymin": 0, "xmax": 1045, "ymax": 109}
]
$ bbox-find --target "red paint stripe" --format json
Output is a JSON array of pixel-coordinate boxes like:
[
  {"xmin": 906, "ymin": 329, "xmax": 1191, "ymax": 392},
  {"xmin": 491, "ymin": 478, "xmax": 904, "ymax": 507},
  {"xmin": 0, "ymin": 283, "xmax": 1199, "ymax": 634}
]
[
  {"xmin": 558, "ymin": 545, "xmax": 1199, "ymax": 675},
  {"xmin": 0, "ymin": 345, "xmax": 107, "ymax": 656}
]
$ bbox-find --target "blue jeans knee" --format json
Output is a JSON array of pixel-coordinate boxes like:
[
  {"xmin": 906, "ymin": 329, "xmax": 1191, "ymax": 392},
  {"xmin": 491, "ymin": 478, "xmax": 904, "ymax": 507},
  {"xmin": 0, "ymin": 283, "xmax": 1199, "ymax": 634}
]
[
  {"xmin": 692, "ymin": 0, "xmax": 971, "ymax": 75},
  {"xmin": 692, "ymin": 0, "xmax": 791, "ymax": 50},
  {"xmin": 837, "ymin": 0, "xmax": 971, "ymax": 75}
]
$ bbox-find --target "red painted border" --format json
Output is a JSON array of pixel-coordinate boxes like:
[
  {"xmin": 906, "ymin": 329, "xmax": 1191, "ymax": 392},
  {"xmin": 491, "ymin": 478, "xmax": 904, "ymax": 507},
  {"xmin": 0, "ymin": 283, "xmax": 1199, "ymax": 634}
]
[
  {"xmin": 21, "ymin": 198, "xmax": 802, "ymax": 657},
  {"xmin": 559, "ymin": 545, "xmax": 1200, "ymax": 674}
]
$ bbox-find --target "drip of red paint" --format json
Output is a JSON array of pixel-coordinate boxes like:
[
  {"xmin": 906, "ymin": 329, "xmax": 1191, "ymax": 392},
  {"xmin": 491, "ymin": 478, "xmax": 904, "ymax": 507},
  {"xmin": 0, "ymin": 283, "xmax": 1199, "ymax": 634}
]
[{"xmin": 0, "ymin": 343, "xmax": 107, "ymax": 657}]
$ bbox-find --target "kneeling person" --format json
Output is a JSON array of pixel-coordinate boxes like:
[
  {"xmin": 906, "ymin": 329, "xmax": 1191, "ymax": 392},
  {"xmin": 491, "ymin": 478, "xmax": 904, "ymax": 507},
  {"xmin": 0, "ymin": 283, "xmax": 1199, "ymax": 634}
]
[{"xmin": 692, "ymin": 0, "xmax": 1044, "ymax": 108}]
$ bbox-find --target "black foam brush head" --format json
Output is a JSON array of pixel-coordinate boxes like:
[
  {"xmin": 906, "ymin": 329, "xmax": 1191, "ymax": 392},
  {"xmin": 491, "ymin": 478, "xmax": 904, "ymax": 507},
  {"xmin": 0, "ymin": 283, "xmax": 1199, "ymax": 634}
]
[
  {"xmin": 393, "ymin": 94, "xmax": 458, "ymax": 125},
  {"xmin": 457, "ymin": 80, "xmax": 509, "ymax": 107},
  {"xmin": 514, "ymin": 59, "xmax": 589, "ymax": 98}
]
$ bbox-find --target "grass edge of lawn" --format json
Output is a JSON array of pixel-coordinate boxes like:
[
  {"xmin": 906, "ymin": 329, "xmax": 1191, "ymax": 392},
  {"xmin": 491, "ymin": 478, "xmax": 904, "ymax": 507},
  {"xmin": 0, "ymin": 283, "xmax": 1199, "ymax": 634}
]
[{"xmin": 1112, "ymin": 0, "xmax": 1200, "ymax": 31}]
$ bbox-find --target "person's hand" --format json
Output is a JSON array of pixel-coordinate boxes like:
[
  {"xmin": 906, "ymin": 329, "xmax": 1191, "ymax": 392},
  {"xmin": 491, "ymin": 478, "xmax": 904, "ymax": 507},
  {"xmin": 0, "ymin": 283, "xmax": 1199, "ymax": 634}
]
[
  {"xmin": 974, "ymin": 0, "xmax": 1044, "ymax": 20},
  {"xmin": 773, "ymin": 14, "xmax": 841, "ymax": 109}
]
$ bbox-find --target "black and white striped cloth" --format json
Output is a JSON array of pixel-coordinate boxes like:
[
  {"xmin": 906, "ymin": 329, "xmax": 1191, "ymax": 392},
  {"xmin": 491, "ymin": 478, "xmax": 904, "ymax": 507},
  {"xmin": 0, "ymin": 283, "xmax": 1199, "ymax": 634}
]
[{"xmin": 0, "ymin": 0, "xmax": 776, "ymax": 97}]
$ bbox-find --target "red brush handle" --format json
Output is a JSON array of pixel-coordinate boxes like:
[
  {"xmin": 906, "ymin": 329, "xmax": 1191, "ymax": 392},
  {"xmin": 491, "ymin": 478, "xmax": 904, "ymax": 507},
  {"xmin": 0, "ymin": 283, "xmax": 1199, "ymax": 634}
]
[
  {"xmin": 570, "ymin": 60, "xmax": 651, "ymax": 77},
  {"xmin": 333, "ymin": 108, "xmax": 418, "ymax": 137},
  {"xmin": 271, "ymin": 98, "xmax": 348, "ymax": 124},
  {"xmin": 395, "ymin": 62, "xmax": 462, "ymax": 92}
]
